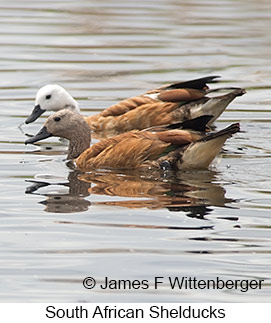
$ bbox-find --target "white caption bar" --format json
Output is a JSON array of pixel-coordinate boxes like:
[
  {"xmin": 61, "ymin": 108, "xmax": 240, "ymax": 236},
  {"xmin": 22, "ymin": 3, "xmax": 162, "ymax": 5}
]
[{"xmin": 0, "ymin": 303, "xmax": 268, "ymax": 322}]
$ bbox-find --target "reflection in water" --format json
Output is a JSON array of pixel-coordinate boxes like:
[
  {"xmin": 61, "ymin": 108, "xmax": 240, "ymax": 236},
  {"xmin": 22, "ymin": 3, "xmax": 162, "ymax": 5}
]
[
  {"xmin": 25, "ymin": 168, "xmax": 236, "ymax": 217},
  {"xmin": 26, "ymin": 170, "xmax": 91, "ymax": 213}
]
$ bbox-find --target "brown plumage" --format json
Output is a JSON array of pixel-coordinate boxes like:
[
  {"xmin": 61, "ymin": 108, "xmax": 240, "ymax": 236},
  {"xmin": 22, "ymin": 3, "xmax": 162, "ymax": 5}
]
[
  {"xmin": 75, "ymin": 129, "xmax": 203, "ymax": 170},
  {"xmin": 25, "ymin": 110, "xmax": 240, "ymax": 172},
  {"xmin": 25, "ymin": 76, "xmax": 245, "ymax": 137},
  {"xmin": 84, "ymin": 77, "xmax": 245, "ymax": 135}
]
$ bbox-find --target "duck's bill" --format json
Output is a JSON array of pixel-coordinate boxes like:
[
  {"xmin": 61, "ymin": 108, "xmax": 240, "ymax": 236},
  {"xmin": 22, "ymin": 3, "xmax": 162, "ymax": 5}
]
[
  {"xmin": 25, "ymin": 104, "xmax": 45, "ymax": 124},
  {"xmin": 25, "ymin": 126, "xmax": 52, "ymax": 145}
]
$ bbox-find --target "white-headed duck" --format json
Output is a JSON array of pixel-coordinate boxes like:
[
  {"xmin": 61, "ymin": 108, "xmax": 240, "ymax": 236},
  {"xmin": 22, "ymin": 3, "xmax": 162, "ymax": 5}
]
[{"xmin": 25, "ymin": 76, "xmax": 245, "ymax": 136}]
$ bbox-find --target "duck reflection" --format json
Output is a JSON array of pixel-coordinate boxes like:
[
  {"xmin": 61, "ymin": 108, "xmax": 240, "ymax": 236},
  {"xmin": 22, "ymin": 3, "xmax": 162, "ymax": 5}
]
[
  {"xmin": 25, "ymin": 168, "xmax": 236, "ymax": 216},
  {"xmin": 25, "ymin": 171, "xmax": 91, "ymax": 213}
]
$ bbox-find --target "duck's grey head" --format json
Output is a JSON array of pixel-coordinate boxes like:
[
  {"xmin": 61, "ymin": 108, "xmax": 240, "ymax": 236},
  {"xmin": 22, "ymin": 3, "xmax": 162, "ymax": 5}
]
[
  {"xmin": 25, "ymin": 84, "xmax": 80, "ymax": 124},
  {"xmin": 25, "ymin": 109, "xmax": 91, "ymax": 160},
  {"xmin": 25, "ymin": 109, "xmax": 89, "ymax": 143}
]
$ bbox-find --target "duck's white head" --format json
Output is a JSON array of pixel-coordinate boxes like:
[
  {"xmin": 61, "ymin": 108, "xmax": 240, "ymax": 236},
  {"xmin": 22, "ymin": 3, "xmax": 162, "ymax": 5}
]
[{"xmin": 25, "ymin": 84, "xmax": 80, "ymax": 124}]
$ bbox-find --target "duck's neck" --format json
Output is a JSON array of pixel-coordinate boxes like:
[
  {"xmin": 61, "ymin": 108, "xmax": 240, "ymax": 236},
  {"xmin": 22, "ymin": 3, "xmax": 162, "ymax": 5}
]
[
  {"xmin": 65, "ymin": 99, "xmax": 80, "ymax": 113},
  {"xmin": 62, "ymin": 91, "xmax": 80, "ymax": 113},
  {"xmin": 67, "ymin": 129, "xmax": 91, "ymax": 160}
]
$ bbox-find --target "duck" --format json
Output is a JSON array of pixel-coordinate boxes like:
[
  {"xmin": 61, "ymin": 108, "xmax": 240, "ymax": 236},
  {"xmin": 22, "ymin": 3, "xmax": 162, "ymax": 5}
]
[
  {"xmin": 25, "ymin": 110, "xmax": 240, "ymax": 172},
  {"xmin": 25, "ymin": 76, "xmax": 245, "ymax": 136}
]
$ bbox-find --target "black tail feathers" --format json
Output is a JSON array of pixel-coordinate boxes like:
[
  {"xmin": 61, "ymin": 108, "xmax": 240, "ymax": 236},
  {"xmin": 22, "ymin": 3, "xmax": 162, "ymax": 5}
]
[
  {"xmin": 165, "ymin": 76, "xmax": 221, "ymax": 91},
  {"xmin": 199, "ymin": 123, "xmax": 240, "ymax": 142}
]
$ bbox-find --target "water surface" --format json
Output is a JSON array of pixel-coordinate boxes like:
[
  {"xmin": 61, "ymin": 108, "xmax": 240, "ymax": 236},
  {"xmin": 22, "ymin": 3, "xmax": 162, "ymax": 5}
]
[{"xmin": 0, "ymin": 0, "xmax": 270, "ymax": 302}]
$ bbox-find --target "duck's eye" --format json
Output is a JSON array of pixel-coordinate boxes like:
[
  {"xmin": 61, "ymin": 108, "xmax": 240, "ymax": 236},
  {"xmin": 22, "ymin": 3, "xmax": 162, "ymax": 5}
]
[
  {"xmin": 45, "ymin": 94, "xmax": 51, "ymax": 100},
  {"xmin": 54, "ymin": 117, "xmax": 61, "ymax": 122}
]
